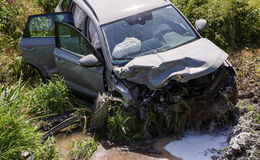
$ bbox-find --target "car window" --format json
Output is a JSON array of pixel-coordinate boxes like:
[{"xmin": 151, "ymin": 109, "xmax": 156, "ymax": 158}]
[
  {"xmin": 61, "ymin": 0, "xmax": 72, "ymax": 11},
  {"xmin": 25, "ymin": 13, "xmax": 73, "ymax": 38},
  {"xmin": 72, "ymin": 5, "xmax": 87, "ymax": 30},
  {"xmin": 102, "ymin": 6, "xmax": 198, "ymax": 65},
  {"xmin": 55, "ymin": 22, "xmax": 96, "ymax": 57},
  {"xmin": 87, "ymin": 19, "xmax": 101, "ymax": 49}
]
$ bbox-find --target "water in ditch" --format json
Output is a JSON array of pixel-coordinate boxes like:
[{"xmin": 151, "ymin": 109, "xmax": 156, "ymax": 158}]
[{"xmin": 55, "ymin": 128, "xmax": 230, "ymax": 160}]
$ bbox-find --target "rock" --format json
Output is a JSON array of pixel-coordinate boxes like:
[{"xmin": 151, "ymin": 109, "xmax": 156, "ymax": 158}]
[
  {"xmin": 21, "ymin": 151, "xmax": 30, "ymax": 158},
  {"xmin": 221, "ymin": 109, "xmax": 260, "ymax": 160}
]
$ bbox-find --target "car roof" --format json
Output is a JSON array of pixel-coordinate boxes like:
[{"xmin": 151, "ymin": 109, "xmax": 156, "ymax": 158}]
[{"xmin": 84, "ymin": 0, "xmax": 172, "ymax": 25}]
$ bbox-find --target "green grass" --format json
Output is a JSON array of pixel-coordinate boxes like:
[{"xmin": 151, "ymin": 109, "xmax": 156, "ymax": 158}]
[
  {"xmin": 107, "ymin": 105, "xmax": 134, "ymax": 142},
  {"xmin": 0, "ymin": 108, "xmax": 39, "ymax": 160},
  {"xmin": 24, "ymin": 78, "xmax": 74, "ymax": 116},
  {"xmin": 0, "ymin": 56, "xmax": 42, "ymax": 85},
  {"xmin": 107, "ymin": 97, "xmax": 191, "ymax": 142},
  {"xmin": 34, "ymin": 137, "xmax": 59, "ymax": 160},
  {"xmin": 69, "ymin": 137, "xmax": 98, "ymax": 160},
  {"xmin": 172, "ymin": 0, "xmax": 260, "ymax": 49},
  {"xmin": 0, "ymin": 83, "xmax": 60, "ymax": 160}
]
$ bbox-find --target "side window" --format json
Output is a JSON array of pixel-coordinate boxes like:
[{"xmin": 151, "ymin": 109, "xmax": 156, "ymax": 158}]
[
  {"xmin": 55, "ymin": 22, "xmax": 96, "ymax": 57},
  {"xmin": 86, "ymin": 19, "xmax": 102, "ymax": 50},
  {"xmin": 24, "ymin": 13, "xmax": 73, "ymax": 38},
  {"xmin": 72, "ymin": 5, "xmax": 87, "ymax": 30},
  {"xmin": 61, "ymin": 0, "xmax": 72, "ymax": 11}
]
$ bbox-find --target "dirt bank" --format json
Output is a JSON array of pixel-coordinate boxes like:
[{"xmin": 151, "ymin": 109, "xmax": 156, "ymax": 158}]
[{"xmin": 217, "ymin": 102, "xmax": 260, "ymax": 160}]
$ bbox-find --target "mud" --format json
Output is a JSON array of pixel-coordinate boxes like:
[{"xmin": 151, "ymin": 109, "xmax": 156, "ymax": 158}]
[
  {"xmin": 55, "ymin": 131, "xmax": 87, "ymax": 160},
  {"xmin": 153, "ymin": 136, "xmax": 181, "ymax": 160},
  {"xmin": 217, "ymin": 103, "xmax": 260, "ymax": 160},
  {"xmin": 90, "ymin": 145, "xmax": 169, "ymax": 160},
  {"xmin": 55, "ymin": 131, "xmax": 179, "ymax": 160}
]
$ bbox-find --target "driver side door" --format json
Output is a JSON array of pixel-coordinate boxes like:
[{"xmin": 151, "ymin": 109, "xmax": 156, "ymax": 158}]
[{"xmin": 54, "ymin": 22, "xmax": 104, "ymax": 98}]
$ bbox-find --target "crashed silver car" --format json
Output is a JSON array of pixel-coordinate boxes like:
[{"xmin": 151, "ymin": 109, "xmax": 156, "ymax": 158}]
[{"xmin": 20, "ymin": 0, "xmax": 237, "ymax": 129}]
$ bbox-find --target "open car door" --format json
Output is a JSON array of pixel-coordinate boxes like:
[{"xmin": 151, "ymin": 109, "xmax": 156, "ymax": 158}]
[
  {"xmin": 54, "ymin": 22, "xmax": 105, "ymax": 97},
  {"xmin": 20, "ymin": 12, "xmax": 74, "ymax": 78}
]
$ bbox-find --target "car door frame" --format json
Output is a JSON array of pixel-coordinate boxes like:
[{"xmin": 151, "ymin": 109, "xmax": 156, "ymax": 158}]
[
  {"xmin": 20, "ymin": 12, "xmax": 74, "ymax": 79},
  {"xmin": 54, "ymin": 21, "xmax": 105, "ymax": 97}
]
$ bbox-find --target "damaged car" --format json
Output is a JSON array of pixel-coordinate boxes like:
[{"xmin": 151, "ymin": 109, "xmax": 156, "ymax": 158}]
[{"xmin": 20, "ymin": 0, "xmax": 238, "ymax": 132}]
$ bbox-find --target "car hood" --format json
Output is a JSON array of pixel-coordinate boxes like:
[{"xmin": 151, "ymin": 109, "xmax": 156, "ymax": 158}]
[{"xmin": 113, "ymin": 38, "xmax": 228, "ymax": 90}]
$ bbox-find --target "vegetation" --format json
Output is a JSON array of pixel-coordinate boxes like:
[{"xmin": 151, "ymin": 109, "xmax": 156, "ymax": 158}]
[
  {"xmin": 24, "ymin": 78, "xmax": 74, "ymax": 116},
  {"xmin": 34, "ymin": 137, "xmax": 59, "ymax": 160},
  {"xmin": 69, "ymin": 137, "xmax": 98, "ymax": 160},
  {"xmin": 0, "ymin": 0, "xmax": 41, "ymax": 53},
  {"xmin": 107, "ymin": 97, "xmax": 190, "ymax": 142},
  {"xmin": 0, "ymin": 83, "xmax": 60, "ymax": 160},
  {"xmin": 0, "ymin": 56, "xmax": 41, "ymax": 85},
  {"xmin": 172, "ymin": 0, "xmax": 260, "ymax": 49},
  {"xmin": 37, "ymin": 0, "xmax": 60, "ymax": 13},
  {"xmin": 107, "ymin": 103, "xmax": 136, "ymax": 142}
]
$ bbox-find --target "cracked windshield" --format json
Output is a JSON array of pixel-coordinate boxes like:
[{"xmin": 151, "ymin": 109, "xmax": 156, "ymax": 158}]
[{"xmin": 102, "ymin": 6, "xmax": 198, "ymax": 64}]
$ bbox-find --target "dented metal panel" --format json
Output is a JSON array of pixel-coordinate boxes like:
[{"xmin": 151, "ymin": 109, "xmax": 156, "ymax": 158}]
[{"xmin": 114, "ymin": 38, "xmax": 228, "ymax": 90}]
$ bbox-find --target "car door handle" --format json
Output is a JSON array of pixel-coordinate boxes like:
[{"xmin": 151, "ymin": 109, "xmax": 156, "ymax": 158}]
[
  {"xmin": 23, "ymin": 47, "xmax": 36, "ymax": 51},
  {"xmin": 55, "ymin": 57, "xmax": 65, "ymax": 64}
]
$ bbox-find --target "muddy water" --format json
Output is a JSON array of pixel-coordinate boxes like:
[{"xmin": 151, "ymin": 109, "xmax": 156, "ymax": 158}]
[
  {"xmin": 55, "ymin": 131, "xmax": 179, "ymax": 160},
  {"xmin": 154, "ymin": 137, "xmax": 181, "ymax": 160},
  {"xmin": 55, "ymin": 131, "xmax": 87, "ymax": 160},
  {"xmin": 91, "ymin": 146, "xmax": 168, "ymax": 160},
  {"xmin": 55, "ymin": 130, "xmax": 229, "ymax": 160}
]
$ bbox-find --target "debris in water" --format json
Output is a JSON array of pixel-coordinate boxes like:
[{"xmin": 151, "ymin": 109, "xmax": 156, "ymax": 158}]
[{"xmin": 164, "ymin": 131, "xmax": 229, "ymax": 160}]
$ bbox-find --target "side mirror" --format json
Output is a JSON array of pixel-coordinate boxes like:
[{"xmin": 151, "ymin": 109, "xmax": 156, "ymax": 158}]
[
  {"xmin": 79, "ymin": 54, "xmax": 99, "ymax": 67},
  {"xmin": 195, "ymin": 19, "xmax": 207, "ymax": 32}
]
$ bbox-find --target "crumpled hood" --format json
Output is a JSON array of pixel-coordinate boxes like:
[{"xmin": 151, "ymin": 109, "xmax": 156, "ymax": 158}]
[{"xmin": 113, "ymin": 38, "xmax": 228, "ymax": 90}]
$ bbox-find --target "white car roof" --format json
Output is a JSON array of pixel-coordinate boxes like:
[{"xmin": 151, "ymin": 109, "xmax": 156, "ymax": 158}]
[{"xmin": 85, "ymin": 0, "xmax": 171, "ymax": 25}]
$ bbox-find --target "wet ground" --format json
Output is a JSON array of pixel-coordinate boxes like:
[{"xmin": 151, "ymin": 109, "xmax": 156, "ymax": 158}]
[
  {"xmin": 55, "ymin": 129, "xmax": 231, "ymax": 160},
  {"xmin": 55, "ymin": 131, "xmax": 172, "ymax": 160},
  {"xmin": 55, "ymin": 131, "xmax": 87, "ymax": 160}
]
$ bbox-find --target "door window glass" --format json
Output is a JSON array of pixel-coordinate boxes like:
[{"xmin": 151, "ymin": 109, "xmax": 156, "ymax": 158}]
[
  {"xmin": 25, "ymin": 13, "xmax": 73, "ymax": 38},
  {"xmin": 56, "ymin": 22, "xmax": 96, "ymax": 57},
  {"xmin": 87, "ymin": 19, "xmax": 101, "ymax": 49},
  {"xmin": 73, "ymin": 5, "xmax": 87, "ymax": 30}
]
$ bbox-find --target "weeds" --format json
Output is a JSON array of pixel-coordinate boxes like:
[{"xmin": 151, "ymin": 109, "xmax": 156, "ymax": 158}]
[
  {"xmin": 0, "ymin": 83, "xmax": 38, "ymax": 160},
  {"xmin": 37, "ymin": 0, "xmax": 60, "ymax": 13},
  {"xmin": 0, "ymin": 56, "xmax": 42, "ymax": 85},
  {"xmin": 0, "ymin": 111, "xmax": 40, "ymax": 160},
  {"xmin": 24, "ymin": 78, "xmax": 74, "ymax": 116},
  {"xmin": 107, "ymin": 97, "xmax": 191, "ymax": 142},
  {"xmin": 0, "ymin": 0, "xmax": 41, "ymax": 52},
  {"xmin": 69, "ymin": 137, "xmax": 98, "ymax": 160},
  {"xmin": 172, "ymin": 0, "xmax": 260, "ymax": 49},
  {"xmin": 0, "ymin": 79, "xmax": 75, "ymax": 159},
  {"xmin": 34, "ymin": 137, "xmax": 59, "ymax": 160},
  {"xmin": 107, "ymin": 104, "xmax": 134, "ymax": 142}
]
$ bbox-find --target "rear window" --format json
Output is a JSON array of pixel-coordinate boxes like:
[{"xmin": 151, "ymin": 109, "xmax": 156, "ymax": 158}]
[{"xmin": 24, "ymin": 13, "xmax": 73, "ymax": 38}]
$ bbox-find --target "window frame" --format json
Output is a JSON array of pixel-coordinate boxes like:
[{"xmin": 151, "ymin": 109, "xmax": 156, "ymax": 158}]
[
  {"xmin": 23, "ymin": 12, "xmax": 74, "ymax": 38},
  {"xmin": 55, "ymin": 21, "xmax": 103, "ymax": 63}
]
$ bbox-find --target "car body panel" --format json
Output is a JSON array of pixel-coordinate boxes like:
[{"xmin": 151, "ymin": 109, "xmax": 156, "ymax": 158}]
[
  {"xmin": 54, "ymin": 48, "xmax": 104, "ymax": 97},
  {"xmin": 114, "ymin": 38, "xmax": 228, "ymax": 90},
  {"xmin": 20, "ymin": 37, "xmax": 57, "ymax": 77},
  {"xmin": 85, "ymin": 0, "xmax": 171, "ymax": 25},
  {"xmin": 20, "ymin": 12, "xmax": 74, "ymax": 78},
  {"xmin": 54, "ymin": 22, "xmax": 105, "ymax": 97}
]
